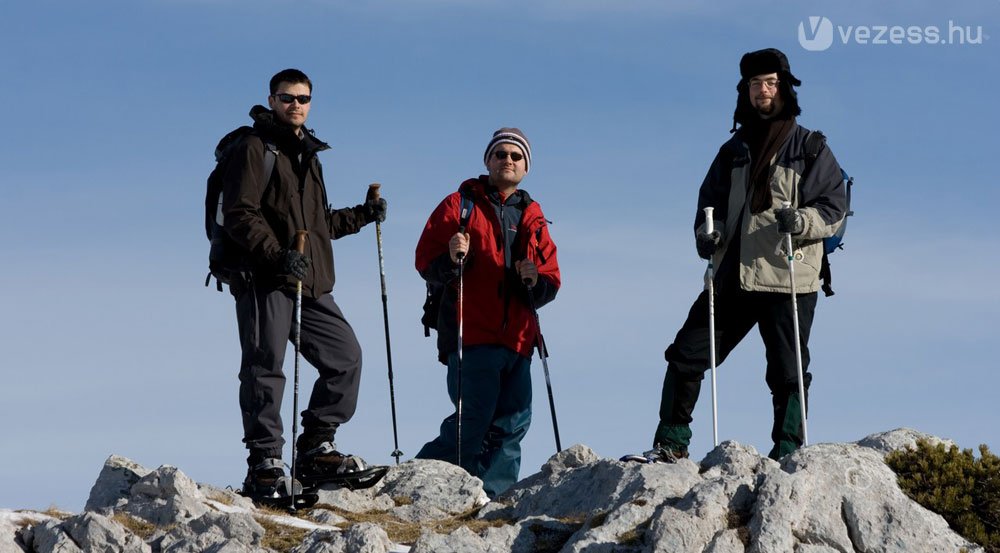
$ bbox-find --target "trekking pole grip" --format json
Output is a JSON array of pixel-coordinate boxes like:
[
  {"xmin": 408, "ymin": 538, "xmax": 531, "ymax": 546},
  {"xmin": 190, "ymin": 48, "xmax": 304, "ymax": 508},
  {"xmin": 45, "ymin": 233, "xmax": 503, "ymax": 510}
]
[
  {"xmin": 367, "ymin": 182, "xmax": 381, "ymax": 202},
  {"xmin": 294, "ymin": 230, "xmax": 308, "ymax": 254},
  {"xmin": 704, "ymin": 207, "xmax": 714, "ymax": 234}
]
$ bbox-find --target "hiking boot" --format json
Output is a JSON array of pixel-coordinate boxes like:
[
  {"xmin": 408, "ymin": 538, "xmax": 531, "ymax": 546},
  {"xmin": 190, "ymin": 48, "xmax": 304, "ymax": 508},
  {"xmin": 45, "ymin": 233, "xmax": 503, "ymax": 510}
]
[
  {"xmin": 620, "ymin": 446, "xmax": 690, "ymax": 464},
  {"xmin": 295, "ymin": 441, "xmax": 373, "ymax": 485},
  {"xmin": 240, "ymin": 458, "xmax": 303, "ymax": 502}
]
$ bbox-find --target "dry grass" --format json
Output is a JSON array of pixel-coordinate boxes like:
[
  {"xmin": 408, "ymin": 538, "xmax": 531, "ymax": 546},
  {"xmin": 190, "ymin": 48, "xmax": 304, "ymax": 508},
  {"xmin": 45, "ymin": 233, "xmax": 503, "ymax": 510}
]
[
  {"xmin": 111, "ymin": 513, "xmax": 159, "ymax": 540},
  {"xmin": 260, "ymin": 503, "xmax": 591, "ymax": 548},
  {"xmin": 205, "ymin": 490, "xmax": 235, "ymax": 506},
  {"xmin": 13, "ymin": 507, "xmax": 71, "ymax": 530},
  {"xmin": 256, "ymin": 516, "xmax": 311, "ymax": 551},
  {"xmin": 617, "ymin": 520, "xmax": 649, "ymax": 546},
  {"xmin": 588, "ymin": 510, "xmax": 608, "ymax": 528},
  {"xmin": 308, "ymin": 504, "xmax": 510, "ymax": 544},
  {"xmin": 37, "ymin": 507, "xmax": 71, "ymax": 520},
  {"xmin": 726, "ymin": 508, "xmax": 752, "ymax": 546}
]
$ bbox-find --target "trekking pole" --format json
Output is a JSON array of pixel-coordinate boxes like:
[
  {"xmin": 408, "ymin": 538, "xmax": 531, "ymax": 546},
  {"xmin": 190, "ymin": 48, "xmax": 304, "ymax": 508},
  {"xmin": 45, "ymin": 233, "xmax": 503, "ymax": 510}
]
[
  {"xmin": 704, "ymin": 207, "xmax": 719, "ymax": 448},
  {"xmin": 367, "ymin": 183, "xmax": 403, "ymax": 465},
  {"xmin": 455, "ymin": 260, "xmax": 465, "ymax": 467},
  {"xmin": 781, "ymin": 201, "xmax": 809, "ymax": 446},
  {"xmin": 524, "ymin": 281, "xmax": 562, "ymax": 453},
  {"xmin": 455, "ymin": 220, "xmax": 470, "ymax": 468},
  {"xmin": 290, "ymin": 229, "xmax": 308, "ymax": 511}
]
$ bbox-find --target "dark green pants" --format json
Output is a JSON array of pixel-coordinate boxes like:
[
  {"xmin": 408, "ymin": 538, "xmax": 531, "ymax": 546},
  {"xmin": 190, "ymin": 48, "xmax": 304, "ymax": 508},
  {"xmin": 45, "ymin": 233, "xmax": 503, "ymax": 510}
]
[
  {"xmin": 416, "ymin": 345, "xmax": 532, "ymax": 498},
  {"xmin": 657, "ymin": 288, "xmax": 816, "ymax": 459}
]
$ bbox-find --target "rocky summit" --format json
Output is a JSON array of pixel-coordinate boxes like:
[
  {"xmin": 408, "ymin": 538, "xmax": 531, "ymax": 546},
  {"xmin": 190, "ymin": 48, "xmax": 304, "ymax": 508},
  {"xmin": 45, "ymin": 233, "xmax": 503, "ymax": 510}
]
[{"xmin": 1, "ymin": 428, "xmax": 983, "ymax": 553}]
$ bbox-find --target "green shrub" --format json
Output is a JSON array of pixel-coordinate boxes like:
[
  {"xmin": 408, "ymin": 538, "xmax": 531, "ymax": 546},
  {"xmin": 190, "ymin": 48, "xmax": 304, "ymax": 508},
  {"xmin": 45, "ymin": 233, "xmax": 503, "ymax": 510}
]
[{"xmin": 886, "ymin": 439, "xmax": 1000, "ymax": 552}]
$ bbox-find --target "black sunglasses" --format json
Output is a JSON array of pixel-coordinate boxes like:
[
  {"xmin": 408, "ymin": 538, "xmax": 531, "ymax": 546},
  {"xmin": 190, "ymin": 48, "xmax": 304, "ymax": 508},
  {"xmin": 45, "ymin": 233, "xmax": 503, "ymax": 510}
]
[
  {"xmin": 274, "ymin": 93, "xmax": 312, "ymax": 104},
  {"xmin": 493, "ymin": 151, "xmax": 524, "ymax": 162}
]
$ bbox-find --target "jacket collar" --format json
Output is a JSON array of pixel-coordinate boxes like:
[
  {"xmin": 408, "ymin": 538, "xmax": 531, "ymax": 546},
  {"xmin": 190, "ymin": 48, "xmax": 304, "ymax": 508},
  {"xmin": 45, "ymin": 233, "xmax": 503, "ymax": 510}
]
[{"xmin": 248, "ymin": 105, "xmax": 330, "ymax": 156}]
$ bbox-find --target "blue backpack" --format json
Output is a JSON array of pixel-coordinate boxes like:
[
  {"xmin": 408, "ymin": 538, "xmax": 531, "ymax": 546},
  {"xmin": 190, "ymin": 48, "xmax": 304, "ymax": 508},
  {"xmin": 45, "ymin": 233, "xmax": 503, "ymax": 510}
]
[{"xmin": 804, "ymin": 131, "xmax": 854, "ymax": 297}]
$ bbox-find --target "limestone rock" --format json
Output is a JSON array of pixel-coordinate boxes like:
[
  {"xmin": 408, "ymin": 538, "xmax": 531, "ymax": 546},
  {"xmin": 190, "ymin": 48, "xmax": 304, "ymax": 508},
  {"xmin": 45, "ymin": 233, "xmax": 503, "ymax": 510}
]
[
  {"xmin": 481, "ymin": 443, "xmax": 701, "ymax": 549},
  {"xmin": 20, "ymin": 519, "xmax": 83, "ymax": 553},
  {"xmin": 124, "ymin": 465, "xmax": 209, "ymax": 526},
  {"xmin": 409, "ymin": 526, "xmax": 490, "ymax": 553},
  {"xmin": 749, "ymin": 442, "xmax": 984, "ymax": 553},
  {"xmin": 313, "ymin": 486, "xmax": 394, "ymax": 514},
  {"xmin": 2, "ymin": 510, "xmax": 60, "ymax": 553},
  {"xmin": 856, "ymin": 427, "xmax": 957, "ymax": 456},
  {"xmin": 645, "ymin": 442, "xmax": 772, "ymax": 553},
  {"xmin": 63, "ymin": 512, "xmax": 151, "ymax": 553},
  {"xmin": 9, "ymin": 430, "xmax": 993, "ymax": 553},
  {"xmin": 290, "ymin": 523, "xmax": 393, "ymax": 553},
  {"xmin": 373, "ymin": 460, "xmax": 488, "ymax": 519},
  {"xmin": 86, "ymin": 455, "xmax": 153, "ymax": 513},
  {"xmin": 155, "ymin": 511, "xmax": 264, "ymax": 553}
]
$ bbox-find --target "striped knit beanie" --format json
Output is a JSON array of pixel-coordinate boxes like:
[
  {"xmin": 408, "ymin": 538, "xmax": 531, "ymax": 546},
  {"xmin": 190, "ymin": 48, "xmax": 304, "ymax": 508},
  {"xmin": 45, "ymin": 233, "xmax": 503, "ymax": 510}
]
[{"xmin": 483, "ymin": 127, "xmax": 531, "ymax": 173}]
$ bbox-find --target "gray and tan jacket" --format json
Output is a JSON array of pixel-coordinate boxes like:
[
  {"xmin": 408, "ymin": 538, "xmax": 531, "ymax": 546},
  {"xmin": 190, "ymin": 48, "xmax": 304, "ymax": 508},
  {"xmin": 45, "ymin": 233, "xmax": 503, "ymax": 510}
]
[{"xmin": 695, "ymin": 123, "xmax": 847, "ymax": 294}]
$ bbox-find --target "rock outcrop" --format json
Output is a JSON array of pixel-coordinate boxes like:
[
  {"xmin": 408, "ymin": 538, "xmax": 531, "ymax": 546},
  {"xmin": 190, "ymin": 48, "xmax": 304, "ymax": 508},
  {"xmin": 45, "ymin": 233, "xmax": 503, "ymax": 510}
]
[{"xmin": 1, "ymin": 428, "xmax": 985, "ymax": 553}]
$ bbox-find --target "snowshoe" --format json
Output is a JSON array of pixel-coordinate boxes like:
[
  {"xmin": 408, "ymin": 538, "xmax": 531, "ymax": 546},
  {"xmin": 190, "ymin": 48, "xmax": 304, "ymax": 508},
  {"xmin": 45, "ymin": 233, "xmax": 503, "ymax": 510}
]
[
  {"xmin": 295, "ymin": 442, "xmax": 389, "ymax": 490},
  {"xmin": 238, "ymin": 458, "xmax": 319, "ymax": 511},
  {"xmin": 620, "ymin": 446, "xmax": 690, "ymax": 464}
]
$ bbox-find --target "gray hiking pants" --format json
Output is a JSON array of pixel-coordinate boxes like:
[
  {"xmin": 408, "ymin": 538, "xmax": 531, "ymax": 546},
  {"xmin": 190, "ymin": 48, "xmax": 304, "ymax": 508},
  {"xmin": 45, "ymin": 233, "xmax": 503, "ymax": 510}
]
[{"xmin": 233, "ymin": 281, "xmax": 362, "ymax": 460}]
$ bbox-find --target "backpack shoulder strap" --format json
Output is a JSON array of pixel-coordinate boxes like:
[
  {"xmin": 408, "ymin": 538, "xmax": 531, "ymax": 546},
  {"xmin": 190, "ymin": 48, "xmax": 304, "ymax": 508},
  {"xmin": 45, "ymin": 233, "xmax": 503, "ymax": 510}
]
[
  {"xmin": 802, "ymin": 130, "xmax": 826, "ymax": 177},
  {"xmin": 458, "ymin": 189, "xmax": 474, "ymax": 232},
  {"xmin": 422, "ymin": 190, "xmax": 475, "ymax": 338},
  {"xmin": 804, "ymin": 130, "xmax": 826, "ymax": 156},
  {"xmin": 261, "ymin": 140, "xmax": 278, "ymax": 184},
  {"xmin": 803, "ymin": 131, "xmax": 837, "ymax": 297}
]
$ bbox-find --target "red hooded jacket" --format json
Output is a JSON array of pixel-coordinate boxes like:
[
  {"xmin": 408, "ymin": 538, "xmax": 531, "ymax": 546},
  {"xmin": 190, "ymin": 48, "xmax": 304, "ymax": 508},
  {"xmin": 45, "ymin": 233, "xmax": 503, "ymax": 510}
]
[{"xmin": 415, "ymin": 177, "xmax": 560, "ymax": 360}]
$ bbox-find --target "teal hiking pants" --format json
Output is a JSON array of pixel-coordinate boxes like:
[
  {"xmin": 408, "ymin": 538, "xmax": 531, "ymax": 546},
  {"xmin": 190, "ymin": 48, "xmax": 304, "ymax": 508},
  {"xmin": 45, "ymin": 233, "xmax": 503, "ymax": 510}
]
[{"xmin": 416, "ymin": 345, "xmax": 532, "ymax": 498}]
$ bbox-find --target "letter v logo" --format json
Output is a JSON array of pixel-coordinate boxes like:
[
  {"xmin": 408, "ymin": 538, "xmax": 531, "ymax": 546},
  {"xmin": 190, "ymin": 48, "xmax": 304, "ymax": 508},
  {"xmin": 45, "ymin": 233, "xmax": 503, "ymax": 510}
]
[{"xmin": 798, "ymin": 16, "xmax": 835, "ymax": 51}]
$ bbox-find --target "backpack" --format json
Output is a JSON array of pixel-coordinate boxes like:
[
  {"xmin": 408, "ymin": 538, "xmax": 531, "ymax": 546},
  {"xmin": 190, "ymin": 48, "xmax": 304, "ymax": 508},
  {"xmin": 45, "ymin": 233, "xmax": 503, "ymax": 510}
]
[
  {"xmin": 803, "ymin": 131, "xmax": 854, "ymax": 297},
  {"xmin": 203, "ymin": 127, "xmax": 278, "ymax": 291},
  {"xmin": 421, "ymin": 191, "xmax": 474, "ymax": 336}
]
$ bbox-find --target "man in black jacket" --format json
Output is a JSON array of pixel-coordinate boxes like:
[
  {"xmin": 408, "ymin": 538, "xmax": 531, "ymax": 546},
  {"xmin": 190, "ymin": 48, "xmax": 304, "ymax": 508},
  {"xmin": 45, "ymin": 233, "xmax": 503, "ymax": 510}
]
[
  {"xmin": 627, "ymin": 49, "xmax": 847, "ymax": 463},
  {"xmin": 220, "ymin": 68, "xmax": 387, "ymax": 502}
]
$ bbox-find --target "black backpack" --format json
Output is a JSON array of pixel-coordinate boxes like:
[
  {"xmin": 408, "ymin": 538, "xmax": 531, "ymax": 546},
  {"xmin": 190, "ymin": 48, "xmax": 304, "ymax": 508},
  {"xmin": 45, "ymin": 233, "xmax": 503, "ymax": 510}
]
[
  {"xmin": 204, "ymin": 127, "xmax": 278, "ymax": 291},
  {"xmin": 802, "ymin": 131, "xmax": 854, "ymax": 297},
  {"xmin": 421, "ymin": 192, "xmax": 474, "ymax": 336}
]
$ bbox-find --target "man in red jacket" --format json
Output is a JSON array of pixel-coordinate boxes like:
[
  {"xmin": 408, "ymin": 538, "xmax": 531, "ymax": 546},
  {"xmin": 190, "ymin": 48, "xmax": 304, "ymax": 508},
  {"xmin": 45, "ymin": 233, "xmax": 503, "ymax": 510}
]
[{"xmin": 414, "ymin": 127, "xmax": 561, "ymax": 498}]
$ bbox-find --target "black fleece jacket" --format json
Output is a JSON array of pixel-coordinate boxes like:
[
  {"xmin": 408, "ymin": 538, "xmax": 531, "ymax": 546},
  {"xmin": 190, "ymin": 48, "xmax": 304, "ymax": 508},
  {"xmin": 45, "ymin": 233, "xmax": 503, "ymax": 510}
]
[{"xmin": 221, "ymin": 106, "xmax": 374, "ymax": 298}]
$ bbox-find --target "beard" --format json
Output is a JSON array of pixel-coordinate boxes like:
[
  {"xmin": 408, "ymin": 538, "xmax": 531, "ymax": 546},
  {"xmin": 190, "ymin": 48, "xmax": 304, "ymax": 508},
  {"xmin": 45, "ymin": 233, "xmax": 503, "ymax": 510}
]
[
  {"xmin": 755, "ymin": 99, "xmax": 775, "ymax": 115},
  {"xmin": 753, "ymin": 96, "xmax": 783, "ymax": 119}
]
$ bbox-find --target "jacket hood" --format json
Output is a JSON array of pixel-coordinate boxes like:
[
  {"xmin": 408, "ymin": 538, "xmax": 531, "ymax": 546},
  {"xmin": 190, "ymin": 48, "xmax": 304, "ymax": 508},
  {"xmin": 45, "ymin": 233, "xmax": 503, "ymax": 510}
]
[
  {"xmin": 248, "ymin": 105, "xmax": 330, "ymax": 154},
  {"xmin": 459, "ymin": 176, "xmax": 534, "ymax": 209}
]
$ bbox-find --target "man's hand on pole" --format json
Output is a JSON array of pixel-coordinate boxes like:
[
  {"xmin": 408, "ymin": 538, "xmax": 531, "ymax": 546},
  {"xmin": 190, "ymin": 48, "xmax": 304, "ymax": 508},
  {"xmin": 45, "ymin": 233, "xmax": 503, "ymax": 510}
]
[
  {"xmin": 449, "ymin": 233, "xmax": 470, "ymax": 263},
  {"xmin": 515, "ymin": 259, "xmax": 538, "ymax": 288}
]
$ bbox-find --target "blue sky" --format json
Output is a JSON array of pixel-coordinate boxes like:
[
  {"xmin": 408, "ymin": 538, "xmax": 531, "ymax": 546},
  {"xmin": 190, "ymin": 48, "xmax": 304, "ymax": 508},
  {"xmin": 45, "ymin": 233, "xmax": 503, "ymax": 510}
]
[{"xmin": 1, "ymin": 0, "xmax": 997, "ymax": 511}]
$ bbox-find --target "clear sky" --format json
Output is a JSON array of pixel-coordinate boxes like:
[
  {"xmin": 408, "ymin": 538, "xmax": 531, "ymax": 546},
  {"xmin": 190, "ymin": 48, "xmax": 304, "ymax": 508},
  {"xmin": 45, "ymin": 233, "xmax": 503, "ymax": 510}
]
[{"xmin": 1, "ymin": 0, "xmax": 997, "ymax": 511}]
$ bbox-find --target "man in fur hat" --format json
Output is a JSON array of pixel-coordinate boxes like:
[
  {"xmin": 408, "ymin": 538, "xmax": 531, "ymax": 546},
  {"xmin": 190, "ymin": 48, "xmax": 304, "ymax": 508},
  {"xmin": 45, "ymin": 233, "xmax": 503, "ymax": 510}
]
[{"xmin": 627, "ymin": 48, "xmax": 848, "ymax": 462}]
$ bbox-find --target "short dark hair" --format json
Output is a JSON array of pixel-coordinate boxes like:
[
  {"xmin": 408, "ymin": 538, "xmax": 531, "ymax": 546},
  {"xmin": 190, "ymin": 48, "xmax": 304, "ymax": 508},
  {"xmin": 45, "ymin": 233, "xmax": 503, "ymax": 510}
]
[{"xmin": 269, "ymin": 69, "xmax": 312, "ymax": 95}]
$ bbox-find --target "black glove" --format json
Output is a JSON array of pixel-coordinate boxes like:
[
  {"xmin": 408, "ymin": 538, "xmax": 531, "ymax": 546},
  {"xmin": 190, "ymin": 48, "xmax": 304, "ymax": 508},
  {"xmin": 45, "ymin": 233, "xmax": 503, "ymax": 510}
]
[
  {"xmin": 696, "ymin": 230, "xmax": 722, "ymax": 260},
  {"xmin": 775, "ymin": 207, "xmax": 804, "ymax": 235},
  {"xmin": 363, "ymin": 197, "xmax": 388, "ymax": 224},
  {"xmin": 279, "ymin": 249, "xmax": 311, "ymax": 280}
]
